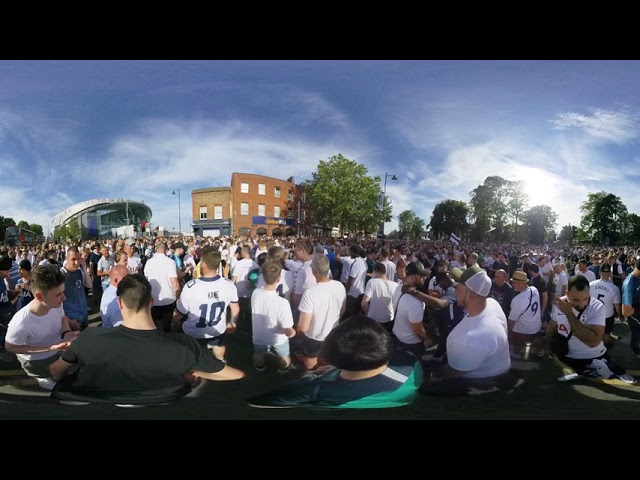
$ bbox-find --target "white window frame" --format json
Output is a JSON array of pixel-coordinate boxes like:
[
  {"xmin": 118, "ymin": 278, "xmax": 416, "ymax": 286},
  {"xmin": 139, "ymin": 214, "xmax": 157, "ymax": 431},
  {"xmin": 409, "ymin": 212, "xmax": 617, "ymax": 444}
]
[
  {"xmin": 199, "ymin": 206, "xmax": 207, "ymax": 220},
  {"xmin": 241, "ymin": 203, "xmax": 249, "ymax": 215},
  {"xmin": 258, "ymin": 204, "xmax": 266, "ymax": 216},
  {"xmin": 258, "ymin": 183, "xmax": 266, "ymax": 195},
  {"xmin": 274, "ymin": 206, "xmax": 281, "ymax": 218},
  {"xmin": 274, "ymin": 186, "xmax": 281, "ymax": 198},
  {"xmin": 241, "ymin": 182, "xmax": 249, "ymax": 193},
  {"xmin": 214, "ymin": 205, "xmax": 222, "ymax": 220}
]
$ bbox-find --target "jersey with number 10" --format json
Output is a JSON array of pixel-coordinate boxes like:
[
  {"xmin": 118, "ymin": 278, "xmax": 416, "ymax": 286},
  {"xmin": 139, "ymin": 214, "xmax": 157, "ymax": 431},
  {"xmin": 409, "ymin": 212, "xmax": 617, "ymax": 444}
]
[{"xmin": 177, "ymin": 276, "xmax": 239, "ymax": 339}]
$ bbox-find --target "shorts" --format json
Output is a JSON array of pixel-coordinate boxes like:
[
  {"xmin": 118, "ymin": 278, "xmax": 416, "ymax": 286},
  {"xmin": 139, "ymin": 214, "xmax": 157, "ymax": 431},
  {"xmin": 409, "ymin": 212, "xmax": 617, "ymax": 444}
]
[
  {"xmin": 18, "ymin": 352, "xmax": 61, "ymax": 378},
  {"xmin": 254, "ymin": 340, "xmax": 290, "ymax": 358},
  {"xmin": 290, "ymin": 334, "xmax": 323, "ymax": 358},
  {"xmin": 151, "ymin": 302, "xmax": 177, "ymax": 332}
]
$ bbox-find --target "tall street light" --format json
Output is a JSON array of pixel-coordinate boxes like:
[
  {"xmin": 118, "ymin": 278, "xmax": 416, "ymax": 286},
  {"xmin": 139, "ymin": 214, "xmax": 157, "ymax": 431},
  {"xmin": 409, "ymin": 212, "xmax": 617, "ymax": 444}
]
[
  {"xmin": 172, "ymin": 189, "xmax": 181, "ymax": 234},
  {"xmin": 379, "ymin": 172, "xmax": 397, "ymax": 236}
]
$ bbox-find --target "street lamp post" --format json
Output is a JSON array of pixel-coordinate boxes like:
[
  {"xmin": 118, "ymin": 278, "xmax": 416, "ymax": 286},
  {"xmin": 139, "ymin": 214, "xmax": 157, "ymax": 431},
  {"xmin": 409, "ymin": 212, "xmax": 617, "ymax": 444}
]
[
  {"xmin": 172, "ymin": 189, "xmax": 181, "ymax": 235},
  {"xmin": 379, "ymin": 172, "xmax": 397, "ymax": 236}
]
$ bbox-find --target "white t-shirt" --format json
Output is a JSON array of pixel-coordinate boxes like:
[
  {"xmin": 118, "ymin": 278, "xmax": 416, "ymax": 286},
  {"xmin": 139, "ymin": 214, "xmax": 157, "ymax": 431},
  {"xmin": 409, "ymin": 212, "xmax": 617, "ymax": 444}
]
[
  {"xmin": 589, "ymin": 279, "xmax": 621, "ymax": 318},
  {"xmin": 257, "ymin": 269, "xmax": 294, "ymax": 302},
  {"xmin": 6, "ymin": 305, "xmax": 65, "ymax": 361},
  {"xmin": 509, "ymin": 286, "xmax": 542, "ymax": 334},
  {"xmin": 555, "ymin": 271, "xmax": 569, "ymax": 296},
  {"xmin": 380, "ymin": 259, "xmax": 397, "ymax": 283},
  {"xmin": 293, "ymin": 260, "xmax": 316, "ymax": 296},
  {"xmin": 550, "ymin": 296, "xmax": 606, "ymax": 359},
  {"xmin": 576, "ymin": 269, "xmax": 596, "ymax": 283},
  {"xmin": 251, "ymin": 288, "xmax": 294, "ymax": 346},
  {"xmin": 177, "ymin": 276, "xmax": 239, "ymax": 339},
  {"xmin": 446, "ymin": 297, "xmax": 511, "ymax": 379},
  {"xmin": 298, "ymin": 280, "xmax": 346, "ymax": 341},
  {"xmin": 144, "ymin": 252, "xmax": 178, "ymax": 306},
  {"xmin": 346, "ymin": 257, "xmax": 368, "ymax": 298},
  {"xmin": 363, "ymin": 278, "xmax": 399, "ymax": 324},
  {"xmin": 231, "ymin": 258, "xmax": 258, "ymax": 298},
  {"xmin": 391, "ymin": 289, "xmax": 426, "ymax": 344},
  {"xmin": 339, "ymin": 256, "xmax": 355, "ymax": 284}
]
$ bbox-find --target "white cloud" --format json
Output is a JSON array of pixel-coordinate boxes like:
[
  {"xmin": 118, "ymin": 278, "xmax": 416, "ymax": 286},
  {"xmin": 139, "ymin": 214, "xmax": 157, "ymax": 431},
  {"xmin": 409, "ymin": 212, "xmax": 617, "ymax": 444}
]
[{"xmin": 552, "ymin": 108, "xmax": 639, "ymax": 145}]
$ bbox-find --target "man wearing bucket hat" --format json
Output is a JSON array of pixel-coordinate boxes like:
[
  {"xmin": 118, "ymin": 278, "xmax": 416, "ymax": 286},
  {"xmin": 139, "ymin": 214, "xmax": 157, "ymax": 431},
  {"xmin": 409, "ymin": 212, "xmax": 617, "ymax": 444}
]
[
  {"xmin": 417, "ymin": 265, "xmax": 512, "ymax": 396},
  {"xmin": 508, "ymin": 269, "xmax": 542, "ymax": 358}
]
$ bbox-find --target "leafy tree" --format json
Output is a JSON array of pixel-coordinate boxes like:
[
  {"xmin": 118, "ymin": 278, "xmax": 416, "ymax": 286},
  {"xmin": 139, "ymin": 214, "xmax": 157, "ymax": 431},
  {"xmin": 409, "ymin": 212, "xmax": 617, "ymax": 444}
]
[
  {"xmin": 17, "ymin": 220, "xmax": 30, "ymax": 229},
  {"xmin": 508, "ymin": 180, "xmax": 529, "ymax": 242},
  {"xmin": 0, "ymin": 216, "xmax": 16, "ymax": 242},
  {"xmin": 67, "ymin": 218, "xmax": 81, "ymax": 240},
  {"xmin": 28, "ymin": 224, "xmax": 43, "ymax": 236},
  {"xmin": 558, "ymin": 224, "xmax": 577, "ymax": 243},
  {"xmin": 625, "ymin": 213, "xmax": 640, "ymax": 244},
  {"xmin": 54, "ymin": 225, "xmax": 68, "ymax": 242},
  {"xmin": 521, "ymin": 205, "xmax": 558, "ymax": 244},
  {"xmin": 398, "ymin": 210, "xmax": 425, "ymax": 240},
  {"xmin": 304, "ymin": 154, "xmax": 390, "ymax": 236},
  {"xmin": 469, "ymin": 176, "xmax": 513, "ymax": 242},
  {"xmin": 579, "ymin": 192, "xmax": 627, "ymax": 244},
  {"xmin": 429, "ymin": 199, "xmax": 469, "ymax": 241}
]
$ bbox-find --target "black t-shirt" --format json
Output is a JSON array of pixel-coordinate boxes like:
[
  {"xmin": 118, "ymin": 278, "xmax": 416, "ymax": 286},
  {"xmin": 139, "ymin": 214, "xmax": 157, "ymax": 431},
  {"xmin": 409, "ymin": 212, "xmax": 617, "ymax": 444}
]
[
  {"xmin": 55, "ymin": 326, "xmax": 224, "ymax": 403},
  {"xmin": 531, "ymin": 276, "xmax": 546, "ymax": 303},
  {"xmin": 88, "ymin": 252, "xmax": 101, "ymax": 276},
  {"xmin": 489, "ymin": 282, "xmax": 515, "ymax": 319}
]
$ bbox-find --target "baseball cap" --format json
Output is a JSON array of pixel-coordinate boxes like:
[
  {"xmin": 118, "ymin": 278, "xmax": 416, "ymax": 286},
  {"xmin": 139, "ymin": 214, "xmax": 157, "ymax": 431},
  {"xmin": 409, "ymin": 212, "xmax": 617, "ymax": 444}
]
[
  {"xmin": 405, "ymin": 261, "xmax": 430, "ymax": 277},
  {"xmin": 450, "ymin": 265, "xmax": 491, "ymax": 297},
  {"xmin": 599, "ymin": 263, "xmax": 611, "ymax": 273}
]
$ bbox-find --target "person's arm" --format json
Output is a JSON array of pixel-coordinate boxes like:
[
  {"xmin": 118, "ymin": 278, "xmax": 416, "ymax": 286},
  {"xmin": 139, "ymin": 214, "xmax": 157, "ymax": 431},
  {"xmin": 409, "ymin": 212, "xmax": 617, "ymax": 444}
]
[
  {"xmin": 555, "ymin": 296, "xmax": 603, "ymax": 347},
  {"xmin": 409, "ymin": 320, "xmax": 430, "ymax": 343},
  {"xmin": 49, "ymin": 357, "xmax": 75, "ymax": 381},
  {"xmin": 622, "ymin": 279, "xmax": 636, "ymax": 318},
  {"xmin": 192, "ymin": 364, "xmax": 246, "ymax": 381},
  {"xmin": 227, "ymin": 302, "xmax": 240, "ymax": 328},
  {"xmin": 361, "ymin": 295, "xmax": 371, "ymax": 315},
  {"xmin": 281, "ymin": 327, "xmax": 296, "ymax": 338},
  {"xmin": 615, "ymin": 303, "xmax": 622, "ymax": 318},
  {"xmin": 404, "ymin": 285, "xmax": 448, "ymax": 309},
  {"xmin": 297, "ymin": 311, "xmax": 312, "ymax": 333},
  {"xmin": 171, "ymin": 276, "xmax": 181, "ymax": 301}
]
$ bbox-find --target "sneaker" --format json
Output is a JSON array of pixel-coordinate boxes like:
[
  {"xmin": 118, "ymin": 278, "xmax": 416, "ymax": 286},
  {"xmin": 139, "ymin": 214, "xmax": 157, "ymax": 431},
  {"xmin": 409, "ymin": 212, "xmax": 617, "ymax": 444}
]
[
  {"xmin": 35, "ymin": 377, "xmax": 57, "ymax": 390},
  {"xmin": 254, "ymin": 363, "xmax": 266, "ymax": 372},
  {"xmin": 115, "ymin": 404, "xmax": 147, "ymax": 408},
  {"xmin": 277, "ymin": 364, "xmax": 298, "ymax": 374},
  {"xmin": 557, "ymin": 373, "xmax": 581, "ymax": 382},
  {"xmin": 616, "ymin": 374, "xmax": 637, "ymax": 385}
]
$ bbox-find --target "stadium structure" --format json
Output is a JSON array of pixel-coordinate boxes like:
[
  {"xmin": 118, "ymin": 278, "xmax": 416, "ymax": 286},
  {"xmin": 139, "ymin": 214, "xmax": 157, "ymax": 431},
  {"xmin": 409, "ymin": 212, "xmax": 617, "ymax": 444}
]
[{"xmin": 51, "ymin": 198, "xmax": 152, "ymax": 239}]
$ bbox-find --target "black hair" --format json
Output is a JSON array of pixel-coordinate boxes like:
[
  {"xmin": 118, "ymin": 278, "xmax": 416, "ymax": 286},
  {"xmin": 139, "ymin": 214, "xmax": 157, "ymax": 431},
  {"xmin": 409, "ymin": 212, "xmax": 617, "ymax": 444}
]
[
  {"xmin": 567, "ymin": 274, "xmax": 590, "ymax": 292},
  {"xmin": 321, "ymin": 315, "xmax": 393, "ymax": 371},
  {"xmin": 117, "ymin": 273, "xmax": 152, "ymax": 313}
]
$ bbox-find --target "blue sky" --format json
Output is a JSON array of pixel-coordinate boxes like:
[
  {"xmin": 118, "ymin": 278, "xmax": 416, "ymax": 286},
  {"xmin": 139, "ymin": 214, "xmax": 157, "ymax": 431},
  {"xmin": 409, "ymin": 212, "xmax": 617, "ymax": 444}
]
[{"xmin": 1, "ymin": 60, "xmax": 639, "ymax": 237}]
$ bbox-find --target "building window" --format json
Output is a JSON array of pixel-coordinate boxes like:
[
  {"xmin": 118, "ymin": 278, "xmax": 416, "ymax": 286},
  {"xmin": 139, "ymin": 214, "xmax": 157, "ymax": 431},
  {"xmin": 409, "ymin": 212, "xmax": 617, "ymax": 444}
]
[
  {"xmin": 199, "ymin": 206, "xmax": 207, "ymax": 220},
  {"xmin": 241, "ymin": 203, "xmax": 249, "ymax": 215},
  {"xmin": 241, "ymin": 182, "xmax": 249, "ymax": 193},
  {"xmin": 287, "ymin": 209, "xmax": 293, "ymax": 219},
  {"xmin": 288, "ymin": 190, "xmax": 294, "ymax": 200},
  {"xmin": 214, "ymin": 205, "xmax": 222, "ymax": 220},
  {"xmin": 259, "ymin": 183, "xmax": 266, "ymax": 195},
  {"xmin": 258, "ymin": 204, "xmax": 265, "ymax": 216},
  {"xmin": 274, "ymin": 186, "xmax": 281, "ymax": 198},
  {"xmin": 274, "ymin": 206, "xmax": 280, "ymax": 217}
]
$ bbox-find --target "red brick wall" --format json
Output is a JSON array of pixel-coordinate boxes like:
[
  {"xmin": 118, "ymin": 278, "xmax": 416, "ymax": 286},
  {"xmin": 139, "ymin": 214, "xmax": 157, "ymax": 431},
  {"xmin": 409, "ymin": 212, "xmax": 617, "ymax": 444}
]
[
  {"xmin": 230, "ymin": 173, "xmax": 295, "ymax": 236},
  {"xmin": 191, "ymin": 188, "xmax": 232, "ymax": 224}
]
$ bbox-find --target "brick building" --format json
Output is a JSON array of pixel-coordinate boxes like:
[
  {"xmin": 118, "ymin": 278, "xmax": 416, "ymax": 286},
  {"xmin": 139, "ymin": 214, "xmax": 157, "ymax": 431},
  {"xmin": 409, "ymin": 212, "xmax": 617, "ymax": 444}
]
[
  {"xmin": 191, "ymin": 187, "xmax": 233, "ymax": 237},
  {"xmin": 230, "ymin": 173, "xmax": 297, "ymax": 237}
]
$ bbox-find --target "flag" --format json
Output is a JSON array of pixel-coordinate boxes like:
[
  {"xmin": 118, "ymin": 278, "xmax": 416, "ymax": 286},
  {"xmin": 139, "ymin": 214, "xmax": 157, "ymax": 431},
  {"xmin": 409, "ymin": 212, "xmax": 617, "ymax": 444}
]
[{"xmin": 450, "ymin": 232, "xmax": 461, "ymax": 244}]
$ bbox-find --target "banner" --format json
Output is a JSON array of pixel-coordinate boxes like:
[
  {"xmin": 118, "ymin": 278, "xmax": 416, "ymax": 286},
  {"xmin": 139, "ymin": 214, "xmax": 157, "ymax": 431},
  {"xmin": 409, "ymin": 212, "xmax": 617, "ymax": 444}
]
[{"xmin": 450, "ymin": 232, "xmax": 461, "ymax": 244}]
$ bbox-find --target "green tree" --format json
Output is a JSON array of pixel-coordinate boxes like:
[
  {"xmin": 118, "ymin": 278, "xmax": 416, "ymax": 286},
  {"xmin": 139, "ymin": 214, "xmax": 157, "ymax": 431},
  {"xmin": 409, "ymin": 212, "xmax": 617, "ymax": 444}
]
[
  {"xmin": 304, "ymin": 154, "xmax": 390, "ymax": 236},
  {"xmin": 521, "ymin": 205, "xmax": 558, "ymax": 245},
  {"xmin": 469, "ymin": 176, "xmax": 513, "ymax": 242},
  {"xmin": 17, "ymin": 220, "xmax": 30, "ymax": 229},
  {"xmin": 54, "ymin": 225, "xmax": 68, "ymax": 242},
  {"xmin": 558, "ymin": 224, "xmax": 574, "ymax": 243},
  {"xmin": 625, "ymin": 213, "xmax": 640, "ymax": 244},
  {"xmin": 429, "ymin": 199, "xmax": 469, "ymax": 241},
  {"xmin": 28, "ymin": 224, "xmax": 43, "ymax": 236},
  {"xmin": 579, "ymin": 192, "xmax": 628, "ymax": 244},
  {"xmin": 398, "ymin": 210, "xmax": 425, "ymax": 240},
  {"xmin": 508, "ymin": 180, "xmax": 529, "ymax": 242},
  {"xmin": 0, "ymin": 216, "xmax": 16, "ymax": 242},
  {"xmin": 67, "ymin": 218, "xmax": 81, "ymax": 240}
]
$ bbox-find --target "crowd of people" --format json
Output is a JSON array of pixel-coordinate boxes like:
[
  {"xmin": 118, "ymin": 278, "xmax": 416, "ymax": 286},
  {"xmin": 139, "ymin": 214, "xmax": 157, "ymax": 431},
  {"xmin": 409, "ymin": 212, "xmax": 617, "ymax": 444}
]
[{"xmin": 1, "ymin": 233, "xmax": 640, "ymax": 408}]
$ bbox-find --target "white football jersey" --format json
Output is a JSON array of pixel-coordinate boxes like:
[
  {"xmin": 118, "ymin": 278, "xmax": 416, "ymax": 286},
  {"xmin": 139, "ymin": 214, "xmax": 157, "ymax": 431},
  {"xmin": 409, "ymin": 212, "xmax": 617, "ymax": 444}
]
[{"xmin": 177, "ymin": 276, "xmax": 239, "ymax": 339}]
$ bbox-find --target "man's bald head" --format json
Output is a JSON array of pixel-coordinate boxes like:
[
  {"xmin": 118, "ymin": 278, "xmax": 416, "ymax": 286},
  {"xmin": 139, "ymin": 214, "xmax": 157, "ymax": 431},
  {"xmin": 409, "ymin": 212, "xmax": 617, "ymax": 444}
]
[{"xmin": 109, "ymin": 264, "xmax": 129, "ymax": 287}]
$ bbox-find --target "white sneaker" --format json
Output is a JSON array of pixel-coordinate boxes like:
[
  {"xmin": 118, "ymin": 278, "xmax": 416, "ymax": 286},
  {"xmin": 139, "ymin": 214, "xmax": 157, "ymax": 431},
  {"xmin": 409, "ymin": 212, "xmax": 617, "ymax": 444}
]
[
  {"xmin": 59, "ymin": 400, "xmax": 90, "ymax": 406},
  {"xmin": 617, "ymin": 374, "xmax": 637, "ymax": 385},
  {"xmin": 557, "ymin": 373, "xmax": 581, "ymax": 382},
  {"xmin": 35, "ymin": 377, "xmax": 57, "ymax": 390}
]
